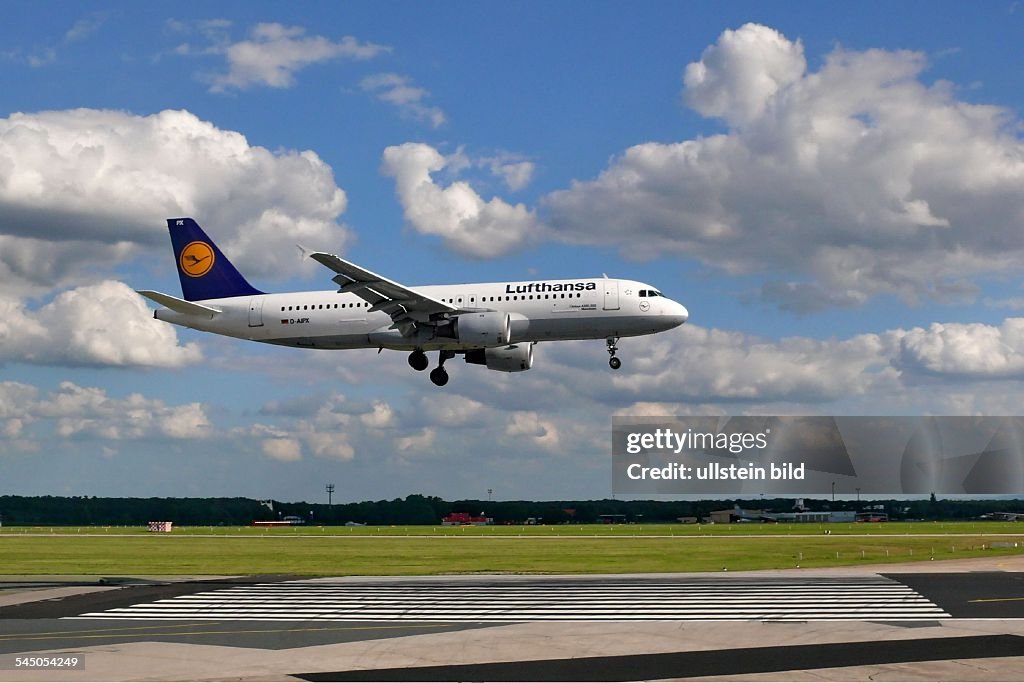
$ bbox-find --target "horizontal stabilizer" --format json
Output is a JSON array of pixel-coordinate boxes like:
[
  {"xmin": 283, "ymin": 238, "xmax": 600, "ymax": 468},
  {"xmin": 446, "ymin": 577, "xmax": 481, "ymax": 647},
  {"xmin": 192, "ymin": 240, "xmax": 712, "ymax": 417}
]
[{"xmin": 137, "ymin": 290, "xmax": 221, "ymax": 319}]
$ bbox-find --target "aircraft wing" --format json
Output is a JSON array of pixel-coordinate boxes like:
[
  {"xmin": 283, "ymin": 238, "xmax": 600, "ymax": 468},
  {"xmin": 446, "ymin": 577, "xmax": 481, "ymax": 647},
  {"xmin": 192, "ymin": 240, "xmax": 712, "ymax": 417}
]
[{"xmin": 303, "ymin": 248, "xmax": 457, "ymax": 326}]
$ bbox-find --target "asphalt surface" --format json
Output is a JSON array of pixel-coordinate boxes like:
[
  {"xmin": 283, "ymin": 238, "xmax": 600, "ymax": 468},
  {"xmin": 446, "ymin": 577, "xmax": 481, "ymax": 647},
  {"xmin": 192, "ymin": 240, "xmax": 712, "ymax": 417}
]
[
  {"xmin": 4, "ymin": 570, "xmax": 1024, "ymax": 680},
  {"xmin": 888, "ymin": 571, "xmax": 1024, "ymax": 618},
  {"xmin": 296, "ymin": 634, "xmax": 1024, "ymax": 681},
  {"xmin": 0, "ymin": 618, "xmax": 488, "ymax": 654}
]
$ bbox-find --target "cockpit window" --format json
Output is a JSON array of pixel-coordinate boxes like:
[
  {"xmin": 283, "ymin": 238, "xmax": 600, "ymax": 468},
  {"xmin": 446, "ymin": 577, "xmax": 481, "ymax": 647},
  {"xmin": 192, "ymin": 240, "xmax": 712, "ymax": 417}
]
[
  {"xmin": 639, "ymin": 289, "xmax": 647, "ymax": 297},
  {"xmin": 650, "ymin": 290, "xmax": 662, "ymax": 298}
]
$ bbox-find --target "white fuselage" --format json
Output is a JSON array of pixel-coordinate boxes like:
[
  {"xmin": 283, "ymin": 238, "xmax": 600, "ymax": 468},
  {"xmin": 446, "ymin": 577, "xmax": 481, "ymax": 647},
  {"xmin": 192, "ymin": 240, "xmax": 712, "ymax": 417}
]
[{"xmin": 155, "ymin": 277, "xmax": 688, "ymax": 351}]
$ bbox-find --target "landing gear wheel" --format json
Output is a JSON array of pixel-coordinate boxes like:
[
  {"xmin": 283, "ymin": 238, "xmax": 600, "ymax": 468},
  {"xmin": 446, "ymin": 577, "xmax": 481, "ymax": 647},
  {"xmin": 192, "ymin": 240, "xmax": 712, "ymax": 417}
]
[
  {"xmin": 605, "ymin": 336, "xmax": 621, "ymax": 369},
  {"xmin": 429, "ymin": 350, "xmax": 455, "ymax": 386},
  {"xmin": 408, "ymin": 350, "xmax": 428, "ymax": 371}
]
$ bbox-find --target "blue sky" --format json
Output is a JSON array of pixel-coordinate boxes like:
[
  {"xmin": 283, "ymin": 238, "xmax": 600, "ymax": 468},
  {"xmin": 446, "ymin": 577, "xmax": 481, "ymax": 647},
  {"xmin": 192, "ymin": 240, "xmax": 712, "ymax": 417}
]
[{"xmin": 1, "ymin": 2, "xmax": 1023, "ymax": 503}]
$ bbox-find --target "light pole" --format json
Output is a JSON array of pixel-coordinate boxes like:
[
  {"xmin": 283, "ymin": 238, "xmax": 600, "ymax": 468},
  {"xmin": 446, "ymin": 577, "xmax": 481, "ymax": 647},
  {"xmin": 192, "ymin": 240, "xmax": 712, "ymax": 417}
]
[
  {"xmin": 487, "ymin": 488, "xmax": 493, "ymax": 501},
  {"xmin": 831, "ymin": 481, "xmax": 835, "ymax": 503},
  {"xmin": 326, "ymin": 483, "xmax": 335, "ymax": 506}
]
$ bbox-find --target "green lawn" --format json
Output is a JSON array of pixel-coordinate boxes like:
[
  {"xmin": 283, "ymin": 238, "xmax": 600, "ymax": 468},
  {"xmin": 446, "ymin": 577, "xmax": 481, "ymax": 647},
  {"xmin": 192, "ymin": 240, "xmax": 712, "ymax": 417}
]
[
  {"xmin": 4, "ymin": 520, "xmax": 1024, "ymax": 536},
  {"xmin": 1, "ymin": 523, "xmax": 1022, "ymax": 575}
]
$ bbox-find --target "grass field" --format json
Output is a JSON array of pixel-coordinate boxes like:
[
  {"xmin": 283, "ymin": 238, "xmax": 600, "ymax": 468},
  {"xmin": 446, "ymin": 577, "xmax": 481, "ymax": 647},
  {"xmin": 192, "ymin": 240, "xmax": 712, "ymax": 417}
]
[
  {"xmin": 2, "ymin": 522, "xmax": 1023, "ymax": 575},
  {"xmin": 4, "ymin": 521, "xmax": 1024, "ymax": 536}
]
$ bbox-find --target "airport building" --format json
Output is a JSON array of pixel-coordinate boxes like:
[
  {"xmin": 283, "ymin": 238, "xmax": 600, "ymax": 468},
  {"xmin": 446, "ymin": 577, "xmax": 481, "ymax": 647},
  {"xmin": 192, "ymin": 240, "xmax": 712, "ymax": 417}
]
[{"xmin": 708, "ymin": 507, "xmax": 856, "ymax": 524}]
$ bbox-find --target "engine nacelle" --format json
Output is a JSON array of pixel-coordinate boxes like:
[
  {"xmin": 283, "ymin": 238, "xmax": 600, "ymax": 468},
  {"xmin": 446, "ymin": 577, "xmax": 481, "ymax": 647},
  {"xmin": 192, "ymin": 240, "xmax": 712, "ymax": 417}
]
[
  {"xmin": 454, "ymin": 311, "xmax": 511, "ymax": 347},
  {"xmin": 465, "ymin": 343, "xmax": 534, "ymax": 372}
]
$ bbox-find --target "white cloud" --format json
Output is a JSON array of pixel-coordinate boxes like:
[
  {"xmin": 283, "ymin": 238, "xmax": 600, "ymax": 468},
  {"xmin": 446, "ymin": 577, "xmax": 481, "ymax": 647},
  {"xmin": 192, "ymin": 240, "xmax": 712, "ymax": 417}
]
[
  {"xmin": 418, "ymin": 395, "xmax": 487, "ymax": 427},
  {"xmin": 0, "ymin": 281, "xmax": 201, "ymax": 368},
  {"xmin": 245, "ymin": 396, "xmax": 365, "ymax": 463},
  {"xmin": 0, "ymin": 381, "xmax": 213, "ymax": 445},
  {"xmin": 396, "ymin": 427, "xmax": 436, "ymax": 452},
  {"xmin": 683, "ymin": 23, "xmax": 806, "ymax": 126},
  {"xmin": 262, "ymin": 438, "xmax": 303, "ymax": 462},
  {"xmin": 381, "ymin": 143, "xmax": 541, "ymax": 258},
  {"xmin": 0, "ymin": 108, "xmax": 349, "ymax": 291},
  {"xmin": 4, "ymin": 15, "xmax": 105, "ymax": 69},
  {"xmin": 896, "ymin": 319, "xmax": 1024, "ymax": 378},
  {"xmin": 506, "ymin": 411, "xmax": 560, "ymax": 450},
  {"xmin": 306, "ymin": 432, "xmax": 355, "ymax": 461},
  {"xmin": 360, "ymin": 401, "xmax": 395, "ymax": 428},
  {"xmin": 159, "ymin": 403, "xmax": 211, "ymax": 439},
  {"xmin": 483, "ymin": 155, "xmax": 535, "ymax": 192},
  {"xmin": 544, "ymin": 23, "xmax": 1024, "ymax": 310},
  {"xmin": 65, "ymin": 15, "xmax": 106, "ymax": 43},
  {"xmin": 209, "ymin": 23, "xmax": 389, "ymax": 92},
  {"xmin": 360, "ymin": 73, "xmax": 446, "ymax": 128},
  {"xmin": 604, "ymin": 326, "xmax": 898, "ymax": 403},
  {"xmin": 26, "ymin": 48, "xmax": 57, "ymax": 68}
]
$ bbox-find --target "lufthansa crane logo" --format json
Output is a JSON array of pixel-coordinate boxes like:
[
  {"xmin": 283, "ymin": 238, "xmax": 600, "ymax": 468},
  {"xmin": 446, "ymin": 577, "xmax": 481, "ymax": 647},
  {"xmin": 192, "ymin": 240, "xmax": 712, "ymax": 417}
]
[{"xmin": 179, "ymin": 241, "xmax": 215, "ymax": 278}]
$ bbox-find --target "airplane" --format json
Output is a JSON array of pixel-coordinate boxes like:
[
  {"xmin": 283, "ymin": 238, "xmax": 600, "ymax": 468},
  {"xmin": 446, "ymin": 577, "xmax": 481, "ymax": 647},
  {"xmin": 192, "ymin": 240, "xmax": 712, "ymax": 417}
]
[{"xmin": 139, "ymin": 218, "xmax": 688, "ymax": 386}]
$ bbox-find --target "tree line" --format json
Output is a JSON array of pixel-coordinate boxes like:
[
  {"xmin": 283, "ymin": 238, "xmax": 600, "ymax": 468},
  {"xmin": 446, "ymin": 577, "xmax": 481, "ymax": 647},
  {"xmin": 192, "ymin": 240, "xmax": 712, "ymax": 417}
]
[{"xmin": 1, "ymin": 494, "xmax": 1023, "ymax": 526}]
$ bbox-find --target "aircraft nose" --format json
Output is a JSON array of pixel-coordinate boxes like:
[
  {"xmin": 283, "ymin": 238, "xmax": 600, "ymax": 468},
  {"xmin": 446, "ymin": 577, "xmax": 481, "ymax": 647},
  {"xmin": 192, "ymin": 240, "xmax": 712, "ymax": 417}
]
[{"xmin": 663, "ymin": 300, "xmax": 688, "ymax": 328}]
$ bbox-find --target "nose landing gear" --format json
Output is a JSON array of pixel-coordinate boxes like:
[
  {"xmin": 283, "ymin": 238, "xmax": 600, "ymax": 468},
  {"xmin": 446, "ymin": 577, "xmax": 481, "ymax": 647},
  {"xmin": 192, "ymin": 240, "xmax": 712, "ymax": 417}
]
[
  {"xmin": 429, "ymin": 350, "xmax": 455, "ymax": 386},
  {"xmin": 607, "ymin": 337, "xmax": 621, "ymax": 370}
]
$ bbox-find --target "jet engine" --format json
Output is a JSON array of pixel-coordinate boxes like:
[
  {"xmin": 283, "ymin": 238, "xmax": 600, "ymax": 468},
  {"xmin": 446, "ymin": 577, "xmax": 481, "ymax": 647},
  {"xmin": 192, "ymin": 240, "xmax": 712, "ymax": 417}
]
[
  {"xmin": 454, "ymin": 311, "xmax": 511, "ymax": 347},
  {"xmin": 465, "ymin": 343, "xmax": 534, "ymax": 372}
]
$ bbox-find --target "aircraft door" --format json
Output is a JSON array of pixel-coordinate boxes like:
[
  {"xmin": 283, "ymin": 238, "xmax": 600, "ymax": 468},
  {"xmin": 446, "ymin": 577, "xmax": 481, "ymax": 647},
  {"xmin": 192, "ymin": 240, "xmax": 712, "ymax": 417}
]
[
  {"xmin": 603, "ymin": 280, "xmax": 620, "ymax": 310},
  {"xmin": 248, "ymin": 296, "xmax": 264, "ymax": 327}
]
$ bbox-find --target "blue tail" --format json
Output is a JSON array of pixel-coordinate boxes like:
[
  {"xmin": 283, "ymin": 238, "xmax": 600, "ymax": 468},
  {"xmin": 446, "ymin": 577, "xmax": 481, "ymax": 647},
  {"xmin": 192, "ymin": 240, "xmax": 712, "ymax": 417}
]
[{"xmin": 167, "ymin": 218, "xmax": 264, "ymax": 301}]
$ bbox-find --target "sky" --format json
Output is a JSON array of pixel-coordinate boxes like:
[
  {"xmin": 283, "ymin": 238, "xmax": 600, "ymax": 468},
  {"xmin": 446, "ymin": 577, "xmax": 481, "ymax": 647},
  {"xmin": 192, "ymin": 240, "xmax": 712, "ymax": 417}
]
[{"xmin": 1, "ymin": 2, "xmax": 1023, "ymax": 503}]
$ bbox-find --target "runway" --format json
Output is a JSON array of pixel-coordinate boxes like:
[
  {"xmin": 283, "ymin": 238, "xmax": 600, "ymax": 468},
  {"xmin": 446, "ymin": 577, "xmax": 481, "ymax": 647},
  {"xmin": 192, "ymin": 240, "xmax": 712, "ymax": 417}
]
[
  {"xmin": 5, "ymin": 562, "xmax": 1024, "ymax": 681},
  {"xmin": 66, "ymin": 575, "xmax": 950, "ymax": 622}
]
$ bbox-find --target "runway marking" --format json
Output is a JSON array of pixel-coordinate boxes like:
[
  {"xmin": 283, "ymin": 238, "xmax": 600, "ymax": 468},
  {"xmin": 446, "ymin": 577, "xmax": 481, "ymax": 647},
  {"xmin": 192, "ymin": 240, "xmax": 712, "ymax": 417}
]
[
  {"xmin": 2, "ymin": 623, "xmax": 457, "ymax": 644},
  {"xmin": 968, "ymin": 596, "xmax": 1024, "ymax": 603},
  {"xmin": 67, "ymin": 576, "xmax": 950, "ymax": 622}
]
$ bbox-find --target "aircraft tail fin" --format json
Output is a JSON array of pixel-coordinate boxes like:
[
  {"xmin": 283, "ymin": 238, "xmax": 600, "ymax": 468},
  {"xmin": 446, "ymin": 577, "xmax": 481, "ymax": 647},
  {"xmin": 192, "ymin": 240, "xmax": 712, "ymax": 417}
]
[{"xmin": 167, "ymin": 218, "xmax": 264, "ymax": 301}]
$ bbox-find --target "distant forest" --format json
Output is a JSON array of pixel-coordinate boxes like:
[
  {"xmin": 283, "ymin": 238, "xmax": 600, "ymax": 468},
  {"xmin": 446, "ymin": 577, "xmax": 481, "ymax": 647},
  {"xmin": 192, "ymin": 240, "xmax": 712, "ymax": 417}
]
[{"xmin": 1, "ymin": 494, "xmax": 1023, "ymax": 526}]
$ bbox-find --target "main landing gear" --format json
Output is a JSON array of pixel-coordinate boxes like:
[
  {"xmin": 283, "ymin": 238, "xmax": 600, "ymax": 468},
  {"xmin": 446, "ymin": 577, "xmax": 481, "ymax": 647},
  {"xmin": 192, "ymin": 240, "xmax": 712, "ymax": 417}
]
[
  {"xmin": 607, "ymin": 337, "xmax": 622, "ymax": 370},
  {"xmin": 409, "ymin": 349, "xmax": 455, "ymax": 386},
  {"xmin": 429, "ymin": 350, "xmax": 455, "ymax": 386},
  {"xmin": 408, "ymin": 349, "xmax": 429, "ymax": 372}
]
